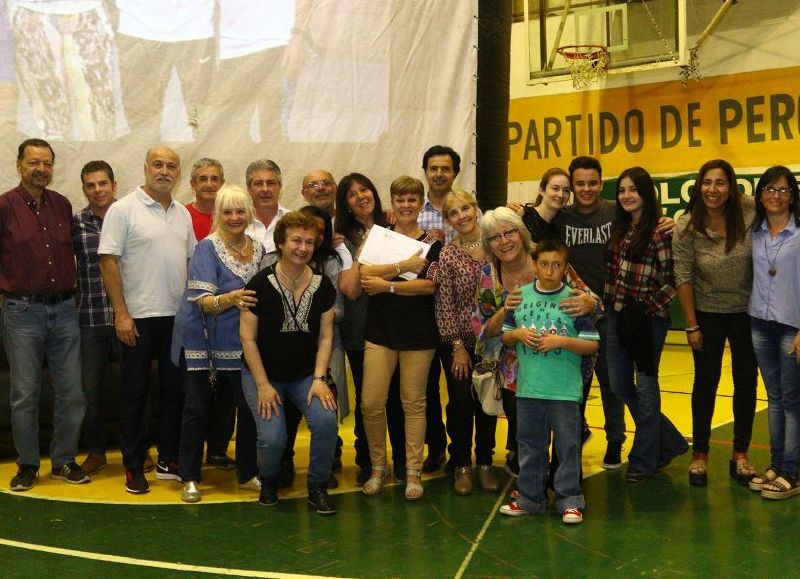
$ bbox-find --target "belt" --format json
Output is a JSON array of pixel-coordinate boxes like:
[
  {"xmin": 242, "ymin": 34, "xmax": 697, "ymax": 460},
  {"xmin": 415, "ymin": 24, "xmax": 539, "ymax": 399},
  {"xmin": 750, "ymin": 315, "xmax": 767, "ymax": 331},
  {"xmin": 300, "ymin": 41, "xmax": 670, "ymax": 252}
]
[{"xmin": 3, "ymin": 291, "xmax": 74, "ymax": 304}]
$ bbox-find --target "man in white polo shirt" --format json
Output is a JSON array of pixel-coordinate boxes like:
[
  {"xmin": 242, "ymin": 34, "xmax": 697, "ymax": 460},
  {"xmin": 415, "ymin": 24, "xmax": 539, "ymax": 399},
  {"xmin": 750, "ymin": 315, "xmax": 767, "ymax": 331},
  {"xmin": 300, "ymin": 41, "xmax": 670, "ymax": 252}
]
[
  {"xmin": 99, "ymin": 146, "xmax": 196, "ymax": 494},
  {"xmin": 244, "ymin": 159, "xmax": 289, "ymax": 254}
]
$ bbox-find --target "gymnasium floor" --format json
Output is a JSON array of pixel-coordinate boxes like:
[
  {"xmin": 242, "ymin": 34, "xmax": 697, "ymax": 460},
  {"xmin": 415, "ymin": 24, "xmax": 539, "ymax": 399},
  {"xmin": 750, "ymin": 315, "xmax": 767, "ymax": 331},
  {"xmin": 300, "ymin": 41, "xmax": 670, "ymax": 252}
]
[{"xmin": 0, "ymin": 332, "xmax": 794, "ymax": 578}]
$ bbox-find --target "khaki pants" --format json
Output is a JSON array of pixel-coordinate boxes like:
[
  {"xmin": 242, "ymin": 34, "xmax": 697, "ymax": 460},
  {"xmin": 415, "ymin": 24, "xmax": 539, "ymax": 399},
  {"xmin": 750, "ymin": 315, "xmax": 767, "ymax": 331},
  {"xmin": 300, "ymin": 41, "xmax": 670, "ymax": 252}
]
[{"xmin": 362, "ymin": 342, "xmax": 434, "ymax": 471}]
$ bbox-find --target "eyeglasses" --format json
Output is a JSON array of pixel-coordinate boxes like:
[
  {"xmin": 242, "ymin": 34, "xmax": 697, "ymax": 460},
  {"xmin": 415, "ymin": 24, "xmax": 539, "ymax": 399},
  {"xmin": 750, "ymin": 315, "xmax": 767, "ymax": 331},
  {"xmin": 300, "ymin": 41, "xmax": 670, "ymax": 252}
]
[
  {"xmin": 486, "ymin": 228, "xmax": 519, "ymax": 245},
  {"xmin": 763, "ymin": 186, "xmax": 793, "ymax": 197},
  {"xmin": 305, "ymin": 180, "xmax": 334, "ymax": 189}
]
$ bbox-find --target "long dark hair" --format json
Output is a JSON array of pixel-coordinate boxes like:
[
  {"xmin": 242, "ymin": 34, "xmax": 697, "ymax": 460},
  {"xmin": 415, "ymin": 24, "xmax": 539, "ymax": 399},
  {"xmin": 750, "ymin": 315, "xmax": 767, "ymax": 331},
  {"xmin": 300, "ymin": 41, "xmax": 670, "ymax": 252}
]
[
  {"xmin": 610, "ymin": 166, "xmax": 661, "ymax": 258},
  {"xmin": 752, "ymin": 165, "xmax": 800, "ymax": 230},
  {"xmin": 299, "ymin": 205, "xmax": 341, "ymax": 267},
  {"xmin": 685, "ymin": 159, "xmax": 744, "ymax": 253},
  {"xmin": 335, "ymin": 172, "xmax": 386, "ymax": 244}
]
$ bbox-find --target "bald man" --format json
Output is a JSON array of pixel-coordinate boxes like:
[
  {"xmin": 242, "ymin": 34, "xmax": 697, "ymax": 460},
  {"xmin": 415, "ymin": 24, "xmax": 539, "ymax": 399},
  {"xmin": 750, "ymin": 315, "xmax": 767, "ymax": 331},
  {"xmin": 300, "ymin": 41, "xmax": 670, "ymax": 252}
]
[
  {"xmin": 301, "ymin": 169, "xmax": 336, "ymax": 218},
  {"xmin": 99, "ymin": 146, "xmax": 196, "ymax": 494}
]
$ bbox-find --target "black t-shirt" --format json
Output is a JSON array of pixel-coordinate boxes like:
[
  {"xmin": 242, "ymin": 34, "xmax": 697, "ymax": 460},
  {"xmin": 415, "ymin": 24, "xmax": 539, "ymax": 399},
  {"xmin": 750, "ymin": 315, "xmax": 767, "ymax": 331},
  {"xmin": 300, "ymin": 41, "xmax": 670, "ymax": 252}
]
[
  {"xmin": 365, "ymin": 232, "xmax": 442, "ymax": 351},
  {"xmin": 522, "ymin": 205, "xmax": 560, "ymax": 243},
  {"xmin": 245, "ymin": 265, "xmax": 336, "ymax": 382}
]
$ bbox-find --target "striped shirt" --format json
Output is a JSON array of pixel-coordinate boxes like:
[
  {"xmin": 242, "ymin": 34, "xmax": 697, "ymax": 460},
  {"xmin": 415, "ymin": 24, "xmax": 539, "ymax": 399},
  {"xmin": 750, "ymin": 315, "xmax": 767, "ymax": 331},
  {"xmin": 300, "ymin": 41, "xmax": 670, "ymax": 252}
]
[
  {"xmin": 603, "ymin": 227, "xmax": 676, "ymax": 318},
  {"xmin": 72, "ymin": 207, "xmax": 114, "ymax": 327}
]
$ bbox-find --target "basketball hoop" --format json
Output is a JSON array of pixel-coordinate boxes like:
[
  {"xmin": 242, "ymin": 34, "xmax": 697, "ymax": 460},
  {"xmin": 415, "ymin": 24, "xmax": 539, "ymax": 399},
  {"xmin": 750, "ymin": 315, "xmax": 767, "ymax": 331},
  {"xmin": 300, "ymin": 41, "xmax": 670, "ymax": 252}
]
[{"xmin": 557, "ymin": 45, "xmax": 609, "ymax": 89}]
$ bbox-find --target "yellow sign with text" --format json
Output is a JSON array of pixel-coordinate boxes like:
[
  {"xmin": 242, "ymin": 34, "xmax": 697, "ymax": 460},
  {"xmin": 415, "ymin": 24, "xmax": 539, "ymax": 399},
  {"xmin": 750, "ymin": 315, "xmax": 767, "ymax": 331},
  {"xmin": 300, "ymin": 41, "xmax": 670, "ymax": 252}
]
[{"xmin": 508, "ymin": 66, "xmax": 800, "ymax": 181}]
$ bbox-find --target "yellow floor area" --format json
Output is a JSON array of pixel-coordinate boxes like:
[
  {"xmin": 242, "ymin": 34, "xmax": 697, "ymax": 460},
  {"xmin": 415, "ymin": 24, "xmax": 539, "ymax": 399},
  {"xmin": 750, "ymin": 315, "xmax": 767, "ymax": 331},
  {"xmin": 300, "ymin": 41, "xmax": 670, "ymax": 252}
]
[{"xmin": 0, "ymin": 332, "xmax": 768, "ymax": 504}]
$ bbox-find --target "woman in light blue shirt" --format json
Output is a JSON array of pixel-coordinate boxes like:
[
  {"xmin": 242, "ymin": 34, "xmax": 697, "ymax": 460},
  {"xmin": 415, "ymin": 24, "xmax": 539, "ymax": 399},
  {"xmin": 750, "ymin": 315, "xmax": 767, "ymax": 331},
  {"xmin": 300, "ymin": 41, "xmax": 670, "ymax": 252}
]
[{"xmin": 747, "ymin": 166, "xmax": 800, "ymax": 500}]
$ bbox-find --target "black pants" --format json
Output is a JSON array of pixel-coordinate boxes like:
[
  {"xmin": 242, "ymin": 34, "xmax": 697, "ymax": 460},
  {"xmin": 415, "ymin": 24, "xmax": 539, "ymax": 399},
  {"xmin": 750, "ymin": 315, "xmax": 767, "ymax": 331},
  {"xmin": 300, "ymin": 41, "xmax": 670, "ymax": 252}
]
[
  {"xmin": 425, "ymin": 351, "xmax": 448, "ymax": 453},
  {"xmin": 440, "ymin": 346, "xmax": 497, "ymax": 466},
  {"xmin": 691, "ymin": 311, "xmax": 758, "ymax": 454},
  {"xmin": 205, "ymin": 373, "xmax": 236, "ymax": 458},
  {"xmin": 118, "ymin": 316, "xmax": 184, "ymax": 471},
  {"xmin": 502, "ymin": 387, "xmax": 517, "ymax": 454}
]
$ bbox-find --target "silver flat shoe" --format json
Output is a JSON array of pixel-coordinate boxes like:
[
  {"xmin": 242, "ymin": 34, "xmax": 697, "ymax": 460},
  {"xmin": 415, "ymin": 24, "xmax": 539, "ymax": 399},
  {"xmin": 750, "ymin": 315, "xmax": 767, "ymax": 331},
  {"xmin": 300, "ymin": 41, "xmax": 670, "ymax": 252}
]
[
  {"xmin": 238, "ymin": 476, "xmax": 262, "ymax": 492},
  {"xmin": 181, "ymin": 481, "xmax": 201, "ymax": 503}
]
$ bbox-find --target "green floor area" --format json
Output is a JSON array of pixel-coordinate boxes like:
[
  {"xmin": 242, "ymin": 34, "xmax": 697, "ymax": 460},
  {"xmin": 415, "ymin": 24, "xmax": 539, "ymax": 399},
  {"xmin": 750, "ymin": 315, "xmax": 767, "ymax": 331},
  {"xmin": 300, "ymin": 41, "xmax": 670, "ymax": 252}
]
[{"xmin": 0, "ymin": 410, "xmax": 795, "ymax": 578}]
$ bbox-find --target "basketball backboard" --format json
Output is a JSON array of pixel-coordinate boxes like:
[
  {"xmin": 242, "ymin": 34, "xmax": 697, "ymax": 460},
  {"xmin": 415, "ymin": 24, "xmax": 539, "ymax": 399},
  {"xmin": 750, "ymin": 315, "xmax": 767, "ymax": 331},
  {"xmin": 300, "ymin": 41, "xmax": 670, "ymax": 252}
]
[{"xmin": 522, "ymin": 0, "xmax": 687, "ymax": 85}]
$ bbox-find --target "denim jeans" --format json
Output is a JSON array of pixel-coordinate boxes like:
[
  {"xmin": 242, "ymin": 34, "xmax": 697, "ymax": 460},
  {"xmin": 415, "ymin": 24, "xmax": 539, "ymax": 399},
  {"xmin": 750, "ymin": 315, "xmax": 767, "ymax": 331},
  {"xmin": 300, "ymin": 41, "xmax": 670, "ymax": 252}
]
[
  {"xmin": 440, "ymin": 346, "xmax": 497, "ymax": 466},
  {"xmin": 79, "ymin": 324, "xmax": 119, "ymax": 455},
  {"xmin": 241, "ymin": 369, "xmax": 338, "ymax": 486},
  {"xmin": 691, "ymin": 311, "xmax": 757, "ymax": 454},
  {"xmin": 593, "ymin": 317, "xmax": 627, "ymax": 445},
  {"xmin": 179, "ymin": 364, "xmax": 255, "ymax": 483},
  {"xmin": 516, "ymin": 397, "xmax": 584, "ymax": 514},
  {"xmin": 750, "ymin": 317, "xmax": 800, "ymax": 475},
  {"xmin": 606, "ymin": 314, "xmax": 688, "ymax": 475},
  {"xmin": 502, "ymin": 388, "xmax": 517, "ymax": 454},
  {"xmin": 118, "ymin": 316, "xmax": 184, "ymax": 470},
  {"xmin": 3, "ymin": 297, "xmax": 85, "ymax": 468}
]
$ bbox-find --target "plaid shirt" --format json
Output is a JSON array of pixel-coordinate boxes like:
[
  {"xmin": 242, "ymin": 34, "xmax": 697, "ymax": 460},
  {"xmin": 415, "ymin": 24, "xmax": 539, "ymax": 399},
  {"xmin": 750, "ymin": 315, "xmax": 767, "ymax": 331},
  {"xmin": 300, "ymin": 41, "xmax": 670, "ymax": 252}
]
[
  {"xmin": 603, "ymin": 227, "xmax": 676, "ymax": 318},
  {"xmin": 72, "ymin": 207, "xmax": 114, "ymax": 327},
  {"xmin": 417, "ymin": 191, "xmax": 482, "ymax": 245}
]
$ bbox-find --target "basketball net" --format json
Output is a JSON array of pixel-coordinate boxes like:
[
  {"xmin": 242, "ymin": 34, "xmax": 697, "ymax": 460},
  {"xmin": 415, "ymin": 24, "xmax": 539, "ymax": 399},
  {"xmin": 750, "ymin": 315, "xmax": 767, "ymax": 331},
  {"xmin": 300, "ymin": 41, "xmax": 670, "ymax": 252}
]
[{"xmin": 557, "ymin": 45, "xmax": 609, "ymax": 90}]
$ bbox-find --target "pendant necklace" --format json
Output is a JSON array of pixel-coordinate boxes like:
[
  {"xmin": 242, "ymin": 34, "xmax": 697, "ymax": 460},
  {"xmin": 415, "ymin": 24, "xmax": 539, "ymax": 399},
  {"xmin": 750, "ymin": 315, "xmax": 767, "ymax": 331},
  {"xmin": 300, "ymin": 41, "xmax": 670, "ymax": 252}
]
[
  {"xmin": 458, "ymin": 236, "xmax": 482, "ymax": 250},
  {"xmin": 765, "ymin": 236, "xmax": 785, "ymax": 277},
  {"xmin": 225, "ymin": 235, "xmax": 248, "ymax": 257},
  {"xmin": 277, "ymin": 263, "xmax": 306, "ymax": 289}
]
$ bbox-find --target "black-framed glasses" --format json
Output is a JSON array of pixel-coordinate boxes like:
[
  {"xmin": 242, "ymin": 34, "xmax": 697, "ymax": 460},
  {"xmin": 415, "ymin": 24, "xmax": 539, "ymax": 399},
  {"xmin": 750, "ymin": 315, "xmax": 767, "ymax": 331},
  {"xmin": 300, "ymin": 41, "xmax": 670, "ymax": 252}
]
[{"xmin": 486, "ymin": 228, "xmax": 519, "ymax": 245}]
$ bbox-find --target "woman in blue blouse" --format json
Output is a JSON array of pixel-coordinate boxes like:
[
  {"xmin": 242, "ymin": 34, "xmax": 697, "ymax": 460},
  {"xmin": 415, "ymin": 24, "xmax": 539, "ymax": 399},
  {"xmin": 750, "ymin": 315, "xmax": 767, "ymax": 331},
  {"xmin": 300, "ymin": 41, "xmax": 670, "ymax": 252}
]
[
  {"xmin": 171, "ymin": 186, "xmax": 264, "ymax": 503},
  {"xmin": 747, "ymin": 166, "xmax": 800, "ymax": 500}
]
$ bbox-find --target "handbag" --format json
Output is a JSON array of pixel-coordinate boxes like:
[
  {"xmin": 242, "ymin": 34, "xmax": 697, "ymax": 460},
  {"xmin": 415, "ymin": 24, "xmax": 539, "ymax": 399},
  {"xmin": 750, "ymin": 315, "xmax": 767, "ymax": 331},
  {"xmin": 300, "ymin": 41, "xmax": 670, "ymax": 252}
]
[
  {"xmin": 472, "ymin": 358, "xmax": 505, "ymax": 417},
  {"xmin": 200, "ymin": 308, "xmax": 219, "ymax": 398}
]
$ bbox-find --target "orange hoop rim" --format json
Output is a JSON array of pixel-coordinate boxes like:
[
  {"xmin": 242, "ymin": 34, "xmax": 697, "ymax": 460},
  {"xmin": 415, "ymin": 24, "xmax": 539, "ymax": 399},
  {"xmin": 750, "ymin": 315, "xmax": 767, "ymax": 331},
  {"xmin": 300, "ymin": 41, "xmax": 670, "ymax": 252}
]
[{"xmin": 557, "ymin": 44, "xmax": 609, "ymax": 64}]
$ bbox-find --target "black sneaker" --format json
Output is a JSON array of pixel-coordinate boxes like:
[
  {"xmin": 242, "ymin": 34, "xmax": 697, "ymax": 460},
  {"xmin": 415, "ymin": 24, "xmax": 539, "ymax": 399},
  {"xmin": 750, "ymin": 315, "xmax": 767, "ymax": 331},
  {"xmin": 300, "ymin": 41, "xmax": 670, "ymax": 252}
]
[
  {"xmin": 356, "ymin": 465, "xmax": 372, "ymax": 486},
  {"xmin": 155, "ymin": 460, "xmax": 182, "ymax": 481},
  {"xmin": 504, "ymin": 452, "xmax": 519, "ymax": 479},
  {"xmin": 125, "ymin": 468, "xmax": 150, "ymax": 494},
  {"xmin": 258, "ymin": 478, "xmax": 279, "ymax": 506},
  {"xmin": 10, "ymin": 465, "xmax": 38, "ymax": 491},
  {"xmin": 278, "ymin": 458, "xmax": 295, "ymax": 489},
  {"xmin": 307, "ymin": 486, "xmax": 336, "ymax": 515},
  {"xmin": 206, "ymin": 454, "xmax": 236, "ymax": 470},
  {"xmin": 51, "ymin": 462, "xmax": 91, "ymax": 484},
  {"xmin": 602, "ymin": 443, "xmax": 623, "ymax": 470},
  {"xmin": 328, "ymin": 473, "xmax": 339, "ymax": 489}
]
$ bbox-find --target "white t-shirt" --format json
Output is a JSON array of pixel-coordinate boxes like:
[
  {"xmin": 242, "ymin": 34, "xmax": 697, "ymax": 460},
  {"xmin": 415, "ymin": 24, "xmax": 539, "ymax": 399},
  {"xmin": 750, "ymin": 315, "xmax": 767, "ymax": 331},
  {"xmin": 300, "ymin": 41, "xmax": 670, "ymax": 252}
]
[
  {"xmin": 218, "ymin": 0, "xmax": 294, "ymax": 59},
  {"xmin": 245, "ymin": 205, "xmax": 289, "ymax": 254},
  {"xmin": 116, "ymin": 0, "xmax": 214, "ymax": 41},
  {"xmin": 98, "ymin": 187, "xmax": 196, "ymax": 318}
]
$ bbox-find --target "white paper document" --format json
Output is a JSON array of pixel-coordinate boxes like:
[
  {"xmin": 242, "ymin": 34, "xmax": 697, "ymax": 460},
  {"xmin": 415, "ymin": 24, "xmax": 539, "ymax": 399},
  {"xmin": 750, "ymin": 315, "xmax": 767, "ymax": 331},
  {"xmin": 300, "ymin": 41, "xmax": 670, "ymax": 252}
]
[{"xmin": 358, "ymin": 225, "xmax": 431, "ymax": 280}]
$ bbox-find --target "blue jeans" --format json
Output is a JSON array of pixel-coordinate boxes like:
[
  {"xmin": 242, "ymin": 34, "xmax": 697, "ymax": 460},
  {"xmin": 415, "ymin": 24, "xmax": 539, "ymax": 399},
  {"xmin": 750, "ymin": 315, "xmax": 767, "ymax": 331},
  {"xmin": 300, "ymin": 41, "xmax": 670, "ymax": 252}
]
[
  {"xmin": 750, "ymin": 317, "xmax": 800, "ymax": 475},
  {"xmin": 606, "ymin": 314, "xmax": 688, "ymax": 475},
  {"xmin": 516, "ymin": 398, "xmax": 584, "ymax": 514},
  {"xmin": 241, "ymin": 368, "xmax": 338, "ymax": 486},
  {"xmin": 79, "ymin": 324, "xmax": 119, "ymax": 455},
  {"xmin": 3, "ymin": 298, "xmax": 84, "ymax": 468}
]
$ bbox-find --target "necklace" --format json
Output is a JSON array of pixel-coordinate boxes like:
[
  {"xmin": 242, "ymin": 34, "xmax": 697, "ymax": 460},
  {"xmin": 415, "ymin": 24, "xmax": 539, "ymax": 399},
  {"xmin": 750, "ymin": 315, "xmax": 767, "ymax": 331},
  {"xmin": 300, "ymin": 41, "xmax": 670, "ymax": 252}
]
[
  {"xmin": 502, "ymin": 257, "xmax": 533, "ymax": 290},
  {"xmin": 764, "ymin": 235, "xmax": 786, "ymax": 277},
  {"xmin": 224, "ymin": 235, "xmax": 248, "ymax": 257},
  {"xmin": 277, "ymin": 263, "xmax": 306, "ymax": 289},
  {"xmin": 458, "ymin": 236, "xmax": 482, "ymax": 250}
]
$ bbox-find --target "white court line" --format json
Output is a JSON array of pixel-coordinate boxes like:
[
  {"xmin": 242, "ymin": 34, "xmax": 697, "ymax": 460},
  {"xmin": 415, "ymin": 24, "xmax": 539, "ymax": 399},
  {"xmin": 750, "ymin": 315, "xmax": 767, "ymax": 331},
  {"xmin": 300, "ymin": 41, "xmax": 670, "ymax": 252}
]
[
  {"xmin": 0, "ymin": 538, "xmax": 349, "ymax": 579},
  {"xmin": 453, "ymin": 477, "xmax": 514, "ymax": 579}
]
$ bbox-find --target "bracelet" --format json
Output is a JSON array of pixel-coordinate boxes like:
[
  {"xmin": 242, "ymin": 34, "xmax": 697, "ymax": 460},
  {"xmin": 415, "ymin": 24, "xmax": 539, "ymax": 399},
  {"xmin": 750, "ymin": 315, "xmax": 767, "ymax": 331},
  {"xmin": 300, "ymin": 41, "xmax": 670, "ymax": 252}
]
[
  {"xmin": 389, "ymin": 282, "xmax": 396, "ymax": 294},
  {"xmin": 452, "ymin": 339, "xmax": 465, "ymax": 354},
  {"xmin": 212, "ymin": 295, "xmax": 221, "ymax": 312},
  {"xmin": 313, "ymin": 375, "xmax": 327, "ymax": 382},
  {"xmin": 685, "ymin": 325, "xmax": 700, "ymax": 334},
  {"xmin": 394, "ymin": 262, "xmax": 401, "ymax": 275}
]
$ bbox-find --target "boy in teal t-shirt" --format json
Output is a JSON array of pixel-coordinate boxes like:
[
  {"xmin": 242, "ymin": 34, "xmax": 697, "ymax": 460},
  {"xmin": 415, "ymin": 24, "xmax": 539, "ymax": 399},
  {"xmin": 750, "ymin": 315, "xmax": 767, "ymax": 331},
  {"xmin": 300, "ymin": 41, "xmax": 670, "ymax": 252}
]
[{"xmin": 500, "ymin": 238, "xmax": 599, "ymax": 524}]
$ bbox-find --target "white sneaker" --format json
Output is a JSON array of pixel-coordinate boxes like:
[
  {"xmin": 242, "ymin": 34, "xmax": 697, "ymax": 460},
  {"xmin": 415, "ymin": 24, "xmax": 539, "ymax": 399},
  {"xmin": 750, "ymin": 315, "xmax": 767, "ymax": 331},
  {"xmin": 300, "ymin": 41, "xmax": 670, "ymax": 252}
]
[
  {"xmin": 562, "ymin": 508, "xmax": 583, "ymax": 524},
  {"xmin": 181, "ymin": 481, "xmax": 201, "ymax": 503},
  {"xmin": 499, "ymin": 500, "xmax": 530, "ymax": 516},
  {"xmin": 238, "ymin": 476, "xmax": 262, "ymax": 492}
]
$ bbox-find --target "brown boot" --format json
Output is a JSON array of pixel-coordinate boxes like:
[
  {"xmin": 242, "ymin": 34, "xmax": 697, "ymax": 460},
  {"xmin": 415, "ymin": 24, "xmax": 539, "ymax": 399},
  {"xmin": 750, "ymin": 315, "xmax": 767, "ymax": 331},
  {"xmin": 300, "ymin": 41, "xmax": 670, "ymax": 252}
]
[
  {"xmin": 477, "ymin": 465, "xmax": 500, "ymax": 492},
  {"xmin": 454, "ymin": 466, "xmax": 473, "ymax": 495},
  {"xmin": 80, "ymin": 453, "xmax": 108, "ymax": 475}
]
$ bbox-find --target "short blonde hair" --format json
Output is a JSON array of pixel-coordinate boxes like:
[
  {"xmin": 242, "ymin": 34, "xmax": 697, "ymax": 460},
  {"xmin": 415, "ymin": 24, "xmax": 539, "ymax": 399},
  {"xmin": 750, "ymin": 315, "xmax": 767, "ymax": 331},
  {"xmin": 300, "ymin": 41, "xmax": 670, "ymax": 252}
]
[
  {"xmin": 211, "ymin": 184, "xmax": 255, "ymax": 234},
  {"xmin": 389, "ymin": 175, "xmax": 425, "ymax": 200},
  {"xmin": 479, "ymin": 207, "xmax": 533, "ymax": 262},
  {"xmin": 441, "ymin": 190, "xmax": 478, "ymax": 219}
]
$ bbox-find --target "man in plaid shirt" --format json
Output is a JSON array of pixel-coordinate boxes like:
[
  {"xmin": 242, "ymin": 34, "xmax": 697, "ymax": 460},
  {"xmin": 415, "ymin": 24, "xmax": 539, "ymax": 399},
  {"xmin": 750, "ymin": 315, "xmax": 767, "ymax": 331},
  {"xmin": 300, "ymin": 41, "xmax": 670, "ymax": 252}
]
[{"xmin": 72, "ymin": 160, "xmax": 117, "ymax": 475}]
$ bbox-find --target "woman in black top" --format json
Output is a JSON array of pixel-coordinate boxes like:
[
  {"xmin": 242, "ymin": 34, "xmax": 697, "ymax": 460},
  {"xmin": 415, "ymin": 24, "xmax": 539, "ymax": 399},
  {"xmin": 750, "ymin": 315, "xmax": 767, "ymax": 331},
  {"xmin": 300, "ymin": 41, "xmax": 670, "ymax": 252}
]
[
  {"xmin": 360, "ymin": 176, "xmax": 441, "ymax": 500},
  {"xmin": 240, "ymin": 211, "xmax": 338, "ymax": 514}
]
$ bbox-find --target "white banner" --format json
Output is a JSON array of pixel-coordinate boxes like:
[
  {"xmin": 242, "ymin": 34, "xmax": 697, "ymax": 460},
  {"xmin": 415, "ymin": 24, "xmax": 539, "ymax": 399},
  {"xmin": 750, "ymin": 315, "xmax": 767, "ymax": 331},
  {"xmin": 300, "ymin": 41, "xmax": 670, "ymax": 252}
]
[{"xmin": 0, "ymin": 0, "xmax": 477, "ymax": 207}]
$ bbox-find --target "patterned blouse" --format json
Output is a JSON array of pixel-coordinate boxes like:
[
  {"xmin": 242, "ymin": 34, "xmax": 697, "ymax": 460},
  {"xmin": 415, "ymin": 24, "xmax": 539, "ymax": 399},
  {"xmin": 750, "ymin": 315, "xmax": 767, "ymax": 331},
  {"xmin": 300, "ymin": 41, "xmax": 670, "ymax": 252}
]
[
  {"xmin": 170, "ymin": 234, "xmax": 265, "ymax": 371},
  {"xmin": 603, "ymin": 228, "xmax": 676, "ymax": 318},
  {"xmin": 435, "ymin": 242, "xmax": 483, "ymax": 348},
  {"xmin": 471, "ymin": 259, "xmax": 595, "ymax": 392}
]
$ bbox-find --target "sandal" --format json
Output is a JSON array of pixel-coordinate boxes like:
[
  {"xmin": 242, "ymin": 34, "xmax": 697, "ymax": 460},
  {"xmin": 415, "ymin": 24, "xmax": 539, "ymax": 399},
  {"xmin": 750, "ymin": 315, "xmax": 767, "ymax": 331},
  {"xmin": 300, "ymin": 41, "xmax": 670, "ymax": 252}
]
[
  {"xmin": 748, "ymin": 466, "xmax": 779, "ymax": 492},
  {"xmin": 760, "ymin": 472, "xmax": 800, "ymax": 500},
  {"xmin": 405, "ymin": 468, "xmax": 424, "ymax": 501},
  {"xmin": 362, "ymin": 467, "xmax": 388, "ymax": 496},
  {"xmin": 729, "ymin": 457, "xmax": 757, "ymax": 487},
  {"xmin": 688, "ymin": 459, "xmax": 707, "ymax": 486}
]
